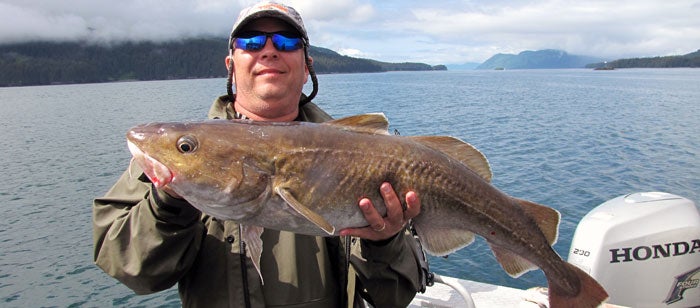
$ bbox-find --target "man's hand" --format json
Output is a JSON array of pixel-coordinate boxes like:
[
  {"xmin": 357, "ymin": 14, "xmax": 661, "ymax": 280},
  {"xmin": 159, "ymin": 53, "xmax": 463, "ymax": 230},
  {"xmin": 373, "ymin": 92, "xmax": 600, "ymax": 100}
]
[{"xmin": 339, "ymin": 182, "xmax": 421, "ymax": 241}]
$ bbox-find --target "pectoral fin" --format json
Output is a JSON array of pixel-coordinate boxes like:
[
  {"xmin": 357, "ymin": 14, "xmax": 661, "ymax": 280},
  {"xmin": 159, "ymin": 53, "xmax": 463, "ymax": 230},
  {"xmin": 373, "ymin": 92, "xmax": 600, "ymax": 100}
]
[
  {"xmin": 275, "ymin": 187, "xmax": 335, "ymax": 235},
  {"xmin": 242, "ymin": 224, "xmax": 265, "ymax": 283}
]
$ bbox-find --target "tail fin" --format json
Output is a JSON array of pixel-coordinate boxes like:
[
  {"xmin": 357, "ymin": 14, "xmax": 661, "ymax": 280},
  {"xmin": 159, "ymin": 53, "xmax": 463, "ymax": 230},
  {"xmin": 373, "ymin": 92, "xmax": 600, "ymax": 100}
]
[{"xmin": 548, "ymin": 263, "xmax": 609, "ymax": 308}]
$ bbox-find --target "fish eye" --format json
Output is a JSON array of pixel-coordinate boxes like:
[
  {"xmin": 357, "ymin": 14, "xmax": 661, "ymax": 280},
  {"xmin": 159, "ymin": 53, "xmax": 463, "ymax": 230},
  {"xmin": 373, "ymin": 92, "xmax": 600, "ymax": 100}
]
[{"xmin": 176, "ymin": 135, "xmax": 198, "ymax": 153}]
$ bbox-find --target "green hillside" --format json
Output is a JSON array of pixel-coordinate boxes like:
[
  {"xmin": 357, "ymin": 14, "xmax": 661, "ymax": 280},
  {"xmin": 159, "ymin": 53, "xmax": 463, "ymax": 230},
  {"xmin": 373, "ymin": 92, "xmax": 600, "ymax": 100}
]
[
  {"xmin": 0, "ymin": 39, "xmax": 445, "ymax": 87},
  {"xmin": 587, "ymin": 50, "xmax": 700, "ymax": 68},
  {"xmin": 477, "ymin": 49, "xmax": 603, "ymax": 69}
]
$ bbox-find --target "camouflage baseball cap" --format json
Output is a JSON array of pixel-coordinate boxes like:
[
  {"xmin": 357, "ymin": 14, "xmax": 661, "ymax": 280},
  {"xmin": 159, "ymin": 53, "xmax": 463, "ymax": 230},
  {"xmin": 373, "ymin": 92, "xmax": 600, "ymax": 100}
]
[{"xmin": 229, "ymin": 1, "xmax": 309, "ymax": 44}]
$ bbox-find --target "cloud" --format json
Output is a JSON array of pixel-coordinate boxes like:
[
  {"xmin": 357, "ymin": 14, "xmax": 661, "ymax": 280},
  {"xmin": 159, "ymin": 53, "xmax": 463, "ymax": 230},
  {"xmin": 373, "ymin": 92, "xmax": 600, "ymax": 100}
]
[
  {"xmin": 0, "ymin": 0, "xmax": 241, "ymax": 43},
  {"xmin": 0, "ymin": 2, "xmax": 87, "ymax": 42},
  {"xmin": 380, "ymin": 0, "xmax": 700, "ymax": 62},
  {"xmin": 336, "ymin": 47, "xmax": 369, "ymax": 58},
  {"xmin": 0, "ymin": 0, "xmax": 698, "ymax": 64},
  {"xmin": 289, "ymin": 0, "xmax": 375, "ymax": 22}
]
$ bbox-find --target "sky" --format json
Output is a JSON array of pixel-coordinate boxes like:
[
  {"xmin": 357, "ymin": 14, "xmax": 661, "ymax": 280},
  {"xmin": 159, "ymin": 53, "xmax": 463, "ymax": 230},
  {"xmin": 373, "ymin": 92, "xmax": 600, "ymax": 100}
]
[{"xmin": 1, "ymin": 0, "xmax": 699, "ymax": 65}]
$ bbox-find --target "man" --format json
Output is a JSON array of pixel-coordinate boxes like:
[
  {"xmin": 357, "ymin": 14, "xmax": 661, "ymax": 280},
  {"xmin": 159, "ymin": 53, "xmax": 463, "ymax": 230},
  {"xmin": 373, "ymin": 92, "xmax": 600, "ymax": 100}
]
[{"xmin": 93, "ymin": 1, "xmax": 424, "ymax": 307}]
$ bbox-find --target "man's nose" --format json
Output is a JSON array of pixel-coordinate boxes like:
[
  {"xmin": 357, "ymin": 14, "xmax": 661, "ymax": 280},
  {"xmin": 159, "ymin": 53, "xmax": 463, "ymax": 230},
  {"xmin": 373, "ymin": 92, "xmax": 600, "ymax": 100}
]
[{"xmin": 260, "ymin": 37, "xmax": 278, "ymax": 58}]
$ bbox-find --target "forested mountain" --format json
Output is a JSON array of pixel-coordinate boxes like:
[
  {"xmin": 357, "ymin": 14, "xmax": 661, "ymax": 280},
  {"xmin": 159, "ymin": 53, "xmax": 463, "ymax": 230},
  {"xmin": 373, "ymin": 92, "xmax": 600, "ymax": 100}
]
[
  {"xmin": 586, "ymin": 50, "xmax": 700, "ymax": 68},
  {"xmin": 475, "ymin": 48, "xmax": 700, "ymax": 70},
  {"xmin": 0, "ymin": 39, "xmax": 445, "ymax": 87},
  {"xmin": 476, "ymin": 49, "xmax": 603, "ymax": 69}
]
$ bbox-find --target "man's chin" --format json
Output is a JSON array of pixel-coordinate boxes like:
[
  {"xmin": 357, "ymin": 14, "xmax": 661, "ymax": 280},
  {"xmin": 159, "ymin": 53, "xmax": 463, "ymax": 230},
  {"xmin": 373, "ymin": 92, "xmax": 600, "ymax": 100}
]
[{"xmin": 255, "ymin": 84, "xmax": 300, "ymax": 100}]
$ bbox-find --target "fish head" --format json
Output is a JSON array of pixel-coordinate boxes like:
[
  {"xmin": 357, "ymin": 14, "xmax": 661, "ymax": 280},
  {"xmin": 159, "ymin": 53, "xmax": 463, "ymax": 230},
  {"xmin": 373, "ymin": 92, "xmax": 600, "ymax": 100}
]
[{"xmin": 126, "ymin": 121, "xmax": 273, "ymax": 220}]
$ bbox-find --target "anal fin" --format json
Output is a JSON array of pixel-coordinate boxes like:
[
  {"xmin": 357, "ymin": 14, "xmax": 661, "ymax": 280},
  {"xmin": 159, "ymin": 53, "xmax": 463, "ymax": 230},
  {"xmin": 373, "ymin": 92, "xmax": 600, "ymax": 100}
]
[
  {"xmin": 489, "ymin": 243, "xmax": 537, "ymax": 278},
  {"xmin": 413, "ymin": 223, "xmax": 476, "ymax": 256}
]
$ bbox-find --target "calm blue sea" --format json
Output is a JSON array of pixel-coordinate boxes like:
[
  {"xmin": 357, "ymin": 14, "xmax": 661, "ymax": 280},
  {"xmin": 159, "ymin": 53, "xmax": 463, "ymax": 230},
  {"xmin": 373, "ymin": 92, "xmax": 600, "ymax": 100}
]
[{"xmin": 1, "ymin": 69, "xmax": 698, "ymax": 306}]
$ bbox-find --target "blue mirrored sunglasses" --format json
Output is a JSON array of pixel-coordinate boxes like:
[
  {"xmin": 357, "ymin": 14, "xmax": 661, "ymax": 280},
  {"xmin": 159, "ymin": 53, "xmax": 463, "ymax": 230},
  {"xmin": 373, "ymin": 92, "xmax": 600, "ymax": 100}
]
[{"xmin": 233, "ymin": 31, "xmax": 304, "ymax": 52}]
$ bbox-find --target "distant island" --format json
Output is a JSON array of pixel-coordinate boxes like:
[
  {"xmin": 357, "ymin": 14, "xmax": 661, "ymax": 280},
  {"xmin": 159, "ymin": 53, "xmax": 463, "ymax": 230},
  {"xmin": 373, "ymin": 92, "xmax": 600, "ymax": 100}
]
[
  {"xmin": 309, "ymin": 45, "xmax": 446, "ymax": 73},
  {"xmin": 0, "ymin": 39, "xmax": 445, "ymax": 87},
  {"xmin": 587, "ymin": 49, "xmax": 700, "ymax": 69},
  {"xmin": 477, "ymin": 49, "xmax": 604, "ymax": 70},
  {"xmin": 474, "ymin": 48, "xmax": 700, "ymax": 70}
]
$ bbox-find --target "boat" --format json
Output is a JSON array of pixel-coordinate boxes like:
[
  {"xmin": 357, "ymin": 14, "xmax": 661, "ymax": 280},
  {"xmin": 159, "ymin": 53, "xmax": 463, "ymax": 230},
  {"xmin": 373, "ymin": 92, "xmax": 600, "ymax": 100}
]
[{"xmin": 408, "ymin": 192, "xmax": 700, "ymax": 308}]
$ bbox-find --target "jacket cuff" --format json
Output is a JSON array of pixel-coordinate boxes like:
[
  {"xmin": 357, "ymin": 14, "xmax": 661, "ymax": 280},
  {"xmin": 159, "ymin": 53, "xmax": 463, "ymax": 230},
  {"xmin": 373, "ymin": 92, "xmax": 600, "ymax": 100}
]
[
  {"xmin": 360, "ymin": 231, "xmax": 407, "ymax": 263},
  {"xmin": 149, "ymin": 185, "xmax": 201, "ymax": 226}
]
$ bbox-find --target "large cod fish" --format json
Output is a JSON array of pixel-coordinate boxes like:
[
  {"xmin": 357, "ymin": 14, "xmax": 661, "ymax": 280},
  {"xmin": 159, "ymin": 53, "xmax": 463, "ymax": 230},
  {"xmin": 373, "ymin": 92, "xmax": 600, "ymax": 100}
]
[{"xmin": 127, "ymin": 113, "xmax": 608, "ymax": 307}]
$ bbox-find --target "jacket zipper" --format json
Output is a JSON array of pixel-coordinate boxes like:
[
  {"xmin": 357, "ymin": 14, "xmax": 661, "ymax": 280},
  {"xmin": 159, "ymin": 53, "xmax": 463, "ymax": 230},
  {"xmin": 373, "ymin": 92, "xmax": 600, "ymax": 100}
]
[
  {"xmin": 344, "ymin": 235, "xmax": 351, "ymax": 307},
  {"xmin": 239, "ymin": 226, "xmax": 251, "ymax": 308}
]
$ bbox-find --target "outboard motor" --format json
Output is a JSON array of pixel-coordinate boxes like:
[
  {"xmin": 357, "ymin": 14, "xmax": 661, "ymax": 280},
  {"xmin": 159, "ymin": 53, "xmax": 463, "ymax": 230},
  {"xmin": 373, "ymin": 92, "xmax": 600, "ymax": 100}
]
[{"xmin": 568, "ymin": 192, "xmax": 700, "ymax": 308}]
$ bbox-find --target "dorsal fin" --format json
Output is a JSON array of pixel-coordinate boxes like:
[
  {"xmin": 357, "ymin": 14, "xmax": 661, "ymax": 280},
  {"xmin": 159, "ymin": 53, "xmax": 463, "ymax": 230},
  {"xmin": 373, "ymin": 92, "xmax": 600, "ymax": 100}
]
[
  {"xmin": 488, "ymin": 198, "xmax": 560, "ymax": 278},
  {"xmin": 516, "ymin": 198, "xmax": 560, "ymax": 246},
  {"xmin": 410, "ymin": 136, "xmax": 492, "ymax": 182},
  {"xmin": 323, "ymin": 113, "xmax": 390, "ymax": 135}
]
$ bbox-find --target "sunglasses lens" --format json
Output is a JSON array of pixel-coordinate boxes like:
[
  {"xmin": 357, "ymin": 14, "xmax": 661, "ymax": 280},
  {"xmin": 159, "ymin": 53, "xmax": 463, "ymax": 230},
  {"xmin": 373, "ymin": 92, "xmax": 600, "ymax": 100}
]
[
  {"xmin": 234, "ymin": 35, "xmax": 267, "ymax": 51},
  {"xmin": 234, "ymin": 32, "xmax": 303, "ymax": 52},
  {"xmin": 271, "ymin": 34, "xmax": 303, "ymax": 51}
]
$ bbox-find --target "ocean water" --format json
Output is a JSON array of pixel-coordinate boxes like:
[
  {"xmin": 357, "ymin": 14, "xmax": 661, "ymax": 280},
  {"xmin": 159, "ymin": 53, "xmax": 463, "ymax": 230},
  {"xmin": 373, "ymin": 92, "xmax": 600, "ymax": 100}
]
[{"xmin": 1, "ymin": 69, "xmax": 698, "ymax": 306}]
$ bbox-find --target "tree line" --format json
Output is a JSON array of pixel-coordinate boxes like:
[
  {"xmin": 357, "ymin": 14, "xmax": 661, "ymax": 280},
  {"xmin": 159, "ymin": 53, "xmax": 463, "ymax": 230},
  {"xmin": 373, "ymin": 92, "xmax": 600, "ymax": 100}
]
[
  {"xmin": 587, "ymin": 49, "xmax": 700, "ymax": 69},
  {"xmin": 0, "ymin": 39, "xmax": 445, "ymax": 87}
]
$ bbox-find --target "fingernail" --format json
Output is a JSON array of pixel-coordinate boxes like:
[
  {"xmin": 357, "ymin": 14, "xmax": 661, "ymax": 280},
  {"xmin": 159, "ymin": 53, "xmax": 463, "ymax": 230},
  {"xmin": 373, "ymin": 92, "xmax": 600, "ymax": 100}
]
[
  {"xmin": 359, "ymin": 198, "xmax": 370, "ymax": 209},
  {"xmin": 381, "ymin": 182, "xmax": 391, "ymax": 193},
  {"xmin": 406, "ymin": 192, "xmax": 416, "ymax": 202}
]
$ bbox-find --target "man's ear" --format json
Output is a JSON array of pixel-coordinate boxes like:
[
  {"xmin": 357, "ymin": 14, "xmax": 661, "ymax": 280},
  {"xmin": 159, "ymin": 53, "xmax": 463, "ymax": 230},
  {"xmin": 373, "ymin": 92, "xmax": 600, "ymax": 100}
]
[
  {"xmin": 225, "ymin": 55, "xmax": 234, "ymax": 71},
  {"xmin": 225, "ymin": 55, "xmax": 235, "ymax": 82},
  {"xmin": 305, "ymin": 56, "xmax": 313, "ymax": 81}
]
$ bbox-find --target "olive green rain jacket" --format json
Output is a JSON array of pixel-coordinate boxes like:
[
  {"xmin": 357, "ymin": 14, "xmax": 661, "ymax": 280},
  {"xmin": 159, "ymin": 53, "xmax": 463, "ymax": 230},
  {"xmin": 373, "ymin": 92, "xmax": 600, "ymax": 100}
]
[{"xmin": 93, "ymin": 95, "xmax": 422, "ymax": 307}]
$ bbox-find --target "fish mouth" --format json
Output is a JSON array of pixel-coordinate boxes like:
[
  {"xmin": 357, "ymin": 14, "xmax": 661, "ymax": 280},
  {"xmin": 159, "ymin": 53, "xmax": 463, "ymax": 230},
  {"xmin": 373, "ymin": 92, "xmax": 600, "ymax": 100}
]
[{"xmin": 127, "ymin": 140, "xmax": 173, "ymax": 188}]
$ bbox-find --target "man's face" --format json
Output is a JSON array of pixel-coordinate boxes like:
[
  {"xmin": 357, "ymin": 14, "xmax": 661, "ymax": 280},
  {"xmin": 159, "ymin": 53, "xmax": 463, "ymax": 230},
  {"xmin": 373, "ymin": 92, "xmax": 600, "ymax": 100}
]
[{"xmin": 230, "ymin": 18, "xmax": 309, "ymax": 119}]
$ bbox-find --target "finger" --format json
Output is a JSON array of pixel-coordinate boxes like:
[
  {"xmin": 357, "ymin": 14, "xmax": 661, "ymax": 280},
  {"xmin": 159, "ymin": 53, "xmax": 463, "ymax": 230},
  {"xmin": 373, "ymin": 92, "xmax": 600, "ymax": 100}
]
[
  {"xmin": 338, "ymin": 197, "xmax": 390, "ymax": 241},
  {"xmin": 404, "ymin": 190, "xmax": 420, "ymax": 220},
  {"xmin": 339, "ymin": 225, "xmax": 381, "ymax": 240},
  {"xmin": 380, "ymin": 182, "xmax": 404, "ymax": 222},
  {"xmin": 359, "ymin": 197, "xmax": 386, "ymax": 231}
]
